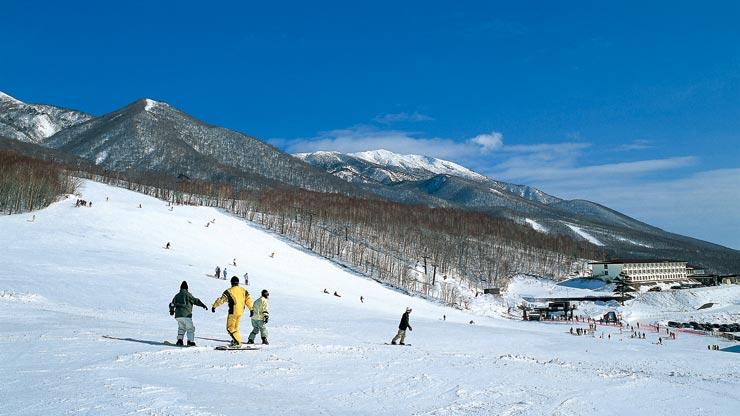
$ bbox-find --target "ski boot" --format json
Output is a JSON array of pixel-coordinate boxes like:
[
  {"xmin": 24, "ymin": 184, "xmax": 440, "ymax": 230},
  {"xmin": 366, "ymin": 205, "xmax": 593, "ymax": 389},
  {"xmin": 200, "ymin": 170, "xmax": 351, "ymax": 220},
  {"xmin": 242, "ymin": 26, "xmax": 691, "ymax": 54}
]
[
  {"xmin": 261, "ymin": 337, "xmax": 269, "ymax": 345},
  {"xmin": 246, "ymin": 339, "xmax": 255, "ymax": 345},
  {"xmin": 187, "ymin": 341, "xmax": 196, "ymax": 347},
  {"xmin": 399, "ymin": 342, "xmax": 405, "ymax": 345},
  {"xmin": 175, "ymin": 339, "xmax": 184, "ymax": 346}
]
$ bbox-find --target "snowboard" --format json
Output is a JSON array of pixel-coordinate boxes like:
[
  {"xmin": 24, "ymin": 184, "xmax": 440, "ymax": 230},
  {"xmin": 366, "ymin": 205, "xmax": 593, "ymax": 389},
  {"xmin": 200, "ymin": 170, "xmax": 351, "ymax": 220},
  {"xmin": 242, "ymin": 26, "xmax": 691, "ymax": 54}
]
[
  {"xmin": 215, "ymin": 345, "xmax": 261, "ymax": 351},
  {"xmin": 384, "ymin": 343, "xmax": 412, "ymax": 346}
]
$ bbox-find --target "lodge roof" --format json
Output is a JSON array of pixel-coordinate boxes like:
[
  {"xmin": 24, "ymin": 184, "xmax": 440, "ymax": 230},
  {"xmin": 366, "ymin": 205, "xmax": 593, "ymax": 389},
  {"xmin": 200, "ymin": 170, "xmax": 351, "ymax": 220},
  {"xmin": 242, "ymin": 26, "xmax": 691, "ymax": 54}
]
[{"xmin": 589, "ymin": 259, "xmax": 685, "ymax": 265}]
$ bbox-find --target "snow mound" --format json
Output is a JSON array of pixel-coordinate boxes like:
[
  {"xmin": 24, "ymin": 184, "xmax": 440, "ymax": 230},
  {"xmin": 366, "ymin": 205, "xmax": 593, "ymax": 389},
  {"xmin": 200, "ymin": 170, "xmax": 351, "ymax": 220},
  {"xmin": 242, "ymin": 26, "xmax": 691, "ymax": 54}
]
[{"xmin": 0, "ymin": 290, "xmax": 45, "ymax": 303}]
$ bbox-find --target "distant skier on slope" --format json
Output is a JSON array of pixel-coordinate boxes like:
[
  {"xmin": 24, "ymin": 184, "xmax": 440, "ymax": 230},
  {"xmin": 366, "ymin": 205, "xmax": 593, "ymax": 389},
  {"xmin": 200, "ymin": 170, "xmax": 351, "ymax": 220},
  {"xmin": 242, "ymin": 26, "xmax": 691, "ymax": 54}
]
[
  {"xmin": 247, "ymin": 289, "xmax": 270, "ymax": 345},
  {"xmin": 391, "ymin": 308, "xmax": 413, "ymax": 345},
  {"xmin": 215, "ymin": 266, "xmax": 220, "ymax": 278},
  {"xmin": 169, "ymin": 281, "xmax": 208, "ymax": 346},
  {"xmin": 212, "ymin": 276, "xmax": 253, "ymax": 346},
  {"xmin": 223, "ymin": 267, "xmax": 228, "ymax": 279}
]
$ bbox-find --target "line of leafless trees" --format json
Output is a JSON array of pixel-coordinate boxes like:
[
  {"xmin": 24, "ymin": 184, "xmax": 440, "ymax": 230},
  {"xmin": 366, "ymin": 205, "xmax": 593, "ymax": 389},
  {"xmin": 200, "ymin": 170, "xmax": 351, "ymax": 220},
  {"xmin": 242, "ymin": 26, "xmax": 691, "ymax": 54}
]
[
  {"xmin": 0, "ymin": 151, "xmax": 78, "ymax": 214},
  {"xmin": 75, "ymin": 169, "xmax": 603, "ymax": 306}
]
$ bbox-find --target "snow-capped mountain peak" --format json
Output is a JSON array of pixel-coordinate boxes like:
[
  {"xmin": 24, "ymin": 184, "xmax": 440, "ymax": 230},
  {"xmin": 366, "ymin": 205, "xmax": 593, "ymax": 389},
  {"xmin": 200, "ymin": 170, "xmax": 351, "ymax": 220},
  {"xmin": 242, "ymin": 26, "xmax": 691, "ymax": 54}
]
[
  {"xmin": 0, "ymin": 91, "xmax": 23, "ymax": 104},
  {"xmin": 0, "ymin": 91, "xmax": 92, "ymax": 143},
  {"xmin": 143, "ymin": 98, "xmax": 168, "ymax": 112},
  {"xmin": 349, "ymin": 149, "xmax": 488, "ymax": 181}
]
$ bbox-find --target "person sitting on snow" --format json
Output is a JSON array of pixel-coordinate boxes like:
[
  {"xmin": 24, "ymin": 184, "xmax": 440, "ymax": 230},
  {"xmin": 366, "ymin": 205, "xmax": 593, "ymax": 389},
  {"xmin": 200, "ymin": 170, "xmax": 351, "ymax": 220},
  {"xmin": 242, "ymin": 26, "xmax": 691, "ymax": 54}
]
[{"xmin": 169, "ymin": 281, "xmax": 208, "ymax": 346}]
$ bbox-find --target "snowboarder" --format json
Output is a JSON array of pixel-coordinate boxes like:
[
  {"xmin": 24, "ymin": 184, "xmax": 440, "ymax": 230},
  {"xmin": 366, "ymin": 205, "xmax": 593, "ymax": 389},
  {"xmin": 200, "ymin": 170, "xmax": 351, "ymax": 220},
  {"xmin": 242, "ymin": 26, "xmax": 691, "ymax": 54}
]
[
  {"xmin": 334, "ymin": 291, "xmax": 341, "ymax": 297},
  {"xmin": 215, "ymin": 266, "xmax": 221, "ymax": 278},
  {"xmin": 443, "ymin": 314, "xmax": 446, "ymax": 321},
  {"xmin": 138, "ymin": 204, "xmax": 142, "ymax": 208},
  {"xmin": 360, "ymin": 296, "xmax": 364, "ymax": 303},
  {"xmin": 323, "ymin": 289, "xmax": 329, "ymax": 294},
  {"xmin": 212, "ymin": 276, "xmax": 253, "ymax": 346},
  {"xmin": 391, "ymin": 307, "xmax": 412, "ymax": 345},
  {"xmin": 165, "ymin": 242, "xmax": 171, "ymax": 249},
  {"xmin": 223, "ymin": 267, "xmax": 228, "ymax": 279},
  {"xmin": 169, "ymin": 281, "xmax": 208, "ymax": 346},
  {"xmin": 243, "ymin": 272, "xmax": 249, "ymax": 286},
  {"xmin": 232, "ymin": 258, "xmax": 237, "ymax": 267},
  {"xmin": 270, "ymin": 252, "xmax": 275, "ymax": 258},
  {"xmin": 247, "ymin": 289, "xmax": 270, "ymax": 345}
]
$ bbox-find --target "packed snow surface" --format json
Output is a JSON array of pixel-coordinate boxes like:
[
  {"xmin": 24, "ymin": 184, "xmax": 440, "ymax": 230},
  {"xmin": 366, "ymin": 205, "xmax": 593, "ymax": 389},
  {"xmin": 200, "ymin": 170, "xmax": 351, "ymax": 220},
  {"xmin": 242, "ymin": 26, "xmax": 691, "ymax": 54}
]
[
  {"xmin": 350, "ymin": 149, "xmax": 488, "ymax": 181},
  {"xmin": 1, "ymin": 180, "xmax": 739, "ymax": 415},
  {"xmin": 565, "ymin": 223, "xmax": 604, "ymax": 246},
  {"xmin": 524, "ymin": 218, "xmax": 548, "ymax": 233}
]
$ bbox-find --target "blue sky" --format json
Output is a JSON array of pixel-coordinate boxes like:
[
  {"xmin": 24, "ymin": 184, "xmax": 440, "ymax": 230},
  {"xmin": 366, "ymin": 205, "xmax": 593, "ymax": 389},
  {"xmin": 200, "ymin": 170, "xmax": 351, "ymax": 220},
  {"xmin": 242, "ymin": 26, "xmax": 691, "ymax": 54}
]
[{"xmin": 1, "ymin": 1, "xmax": 739, "ymax": 248}]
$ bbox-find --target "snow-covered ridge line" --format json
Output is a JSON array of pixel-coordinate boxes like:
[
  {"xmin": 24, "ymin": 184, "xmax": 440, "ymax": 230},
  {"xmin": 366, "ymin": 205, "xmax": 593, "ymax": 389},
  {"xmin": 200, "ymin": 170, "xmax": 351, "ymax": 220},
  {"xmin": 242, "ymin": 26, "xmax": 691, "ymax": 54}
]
[
  {"xmin": 349, "ymin": 149, "xmax": 488, "ymax": 181},
  {"xmin": 0, "ymin": 90, "xmax": 23, "ymax": 104}
]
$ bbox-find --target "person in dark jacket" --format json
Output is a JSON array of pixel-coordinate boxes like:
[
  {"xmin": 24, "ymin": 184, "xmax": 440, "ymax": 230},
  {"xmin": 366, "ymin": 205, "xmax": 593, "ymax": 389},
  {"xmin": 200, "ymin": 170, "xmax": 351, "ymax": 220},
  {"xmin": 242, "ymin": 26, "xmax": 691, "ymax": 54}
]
[
  {"xmin": 391, "ymin": 307, "xmax": 413, "ymax": 345},
  {"xmin": 169, "ymin": 281, "xmax": 208, "ymax": 346}
]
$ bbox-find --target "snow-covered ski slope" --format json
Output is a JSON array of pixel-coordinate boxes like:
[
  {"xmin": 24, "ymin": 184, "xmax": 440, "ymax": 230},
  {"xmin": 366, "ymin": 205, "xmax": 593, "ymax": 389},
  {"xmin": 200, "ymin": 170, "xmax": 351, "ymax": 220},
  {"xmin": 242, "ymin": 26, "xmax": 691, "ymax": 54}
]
[{"xmin": 1, "ymin": 180, "xmax": 738, "ymax": 415}]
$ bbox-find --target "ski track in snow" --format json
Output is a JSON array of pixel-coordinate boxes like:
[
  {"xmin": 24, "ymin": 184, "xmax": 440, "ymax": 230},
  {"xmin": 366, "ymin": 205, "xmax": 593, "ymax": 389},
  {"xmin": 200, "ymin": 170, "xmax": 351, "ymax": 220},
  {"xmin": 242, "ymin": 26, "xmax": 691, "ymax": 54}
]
[
  {"xmin": 524, "ymin": 218, "xmax": 547, "ymax": 233},
  {"xmin": 565, "ymin": 223, "xmax": 604, "ymax": 246},
  {"xmin": 0, "ymin": 180, "xmax": 738, "ymax": 415}
]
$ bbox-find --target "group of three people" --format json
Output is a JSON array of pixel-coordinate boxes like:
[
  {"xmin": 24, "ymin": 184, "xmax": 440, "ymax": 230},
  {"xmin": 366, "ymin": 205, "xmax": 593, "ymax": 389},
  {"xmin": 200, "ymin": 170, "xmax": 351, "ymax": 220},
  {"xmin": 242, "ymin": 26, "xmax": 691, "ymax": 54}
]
[{"xmin": 169, "ymin": 276, "xmax": 269, "ymax": 347}]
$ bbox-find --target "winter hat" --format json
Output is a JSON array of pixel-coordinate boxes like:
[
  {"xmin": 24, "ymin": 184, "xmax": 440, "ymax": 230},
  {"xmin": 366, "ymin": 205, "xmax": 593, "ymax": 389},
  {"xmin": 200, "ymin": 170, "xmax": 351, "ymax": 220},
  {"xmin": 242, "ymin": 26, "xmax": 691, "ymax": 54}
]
[
  {"xmin": 230, "ymin": 276, "xmax": 239, "ymax": 285},
  {"xmin": 406, "ymin": 307, "xmax": 412, "ymax": 312},
  {"xmin": 180, "ymin": 281, "xmax": 188, "ymax": 290},
  {"xmin": 261, "ymin": 289, "xmax": 269, "ymax": 298}
]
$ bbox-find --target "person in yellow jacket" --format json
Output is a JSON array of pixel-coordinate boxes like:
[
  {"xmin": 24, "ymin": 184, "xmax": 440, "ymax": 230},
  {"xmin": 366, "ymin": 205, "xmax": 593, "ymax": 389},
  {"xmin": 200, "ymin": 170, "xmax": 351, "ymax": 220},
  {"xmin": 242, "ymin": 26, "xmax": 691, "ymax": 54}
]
[
  {"xmin": 247, "ymin": 289, "xmax": 270, "ymax": 345},
  {"xmin": 212, "ymin": 276, "xmax": 253, "ymax": 346}
]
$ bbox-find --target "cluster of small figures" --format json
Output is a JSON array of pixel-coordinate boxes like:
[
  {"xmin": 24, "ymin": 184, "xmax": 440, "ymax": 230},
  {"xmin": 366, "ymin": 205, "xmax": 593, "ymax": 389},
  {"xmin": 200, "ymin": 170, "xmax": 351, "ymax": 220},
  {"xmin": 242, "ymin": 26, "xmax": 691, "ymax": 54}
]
[
  {"xmin": 569, "ymin": 327, "xmax": 593, "ymax": 336},
  {"xmin": 708, "ymin": 344, "xmax": 721, "ymax": 351},
  {"xmin": 75, "ymin": 199, "xmax": 91, "ymax": 207},
  {"xmin": 323, "ymin": 288, "xmax": 345, "ymax": 298}
]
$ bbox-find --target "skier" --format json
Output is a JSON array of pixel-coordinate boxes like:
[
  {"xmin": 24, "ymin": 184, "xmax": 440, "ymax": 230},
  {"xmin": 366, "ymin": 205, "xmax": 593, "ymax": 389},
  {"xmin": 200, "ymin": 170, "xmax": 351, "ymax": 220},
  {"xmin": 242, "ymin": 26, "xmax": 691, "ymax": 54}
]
[
  {"xmin": 270, "ymin": 252, "xmax": 275, "ymax": 258},
  {"xmin": 391, "ymin": 307, "xmax": 412, "ymax": 345},
  {"xmin": 247, "ymin": 289, "xmax": 270, "ymax": 345},
  {"xmin": 232, "ymin": 258, "xmax": 237, "ymax": 267},
  {"xmin": 165, "ymin": 242, "xmax": 171, "ymax": 249},
  {"xmin": 169, "ymin": 281, "xmax": 208, "ymax": 346},
  {"xmin": 223, "ymin": 267, "xmax": 228, "ymax": 279},
  {"xmin": 243, "ymin": 272, "xmax": 249, "ymax": 286},
  {"xmin": 323, "ymin": 288, "xmax": 329, "ymax": 294},
  {"xmin": 212, "ymin": 276, "xmax": 253, "ymax": 346},
  {"xmin": 334, "ymin": 291, "xmax": 341, "ymax": 297},
  {"xmin": 215, "ymin": 266, "xmax": 221, "ymax": 278},
  {"xmin": 360, "ymin": 296, "xmax": 364, "ymax": 303}
]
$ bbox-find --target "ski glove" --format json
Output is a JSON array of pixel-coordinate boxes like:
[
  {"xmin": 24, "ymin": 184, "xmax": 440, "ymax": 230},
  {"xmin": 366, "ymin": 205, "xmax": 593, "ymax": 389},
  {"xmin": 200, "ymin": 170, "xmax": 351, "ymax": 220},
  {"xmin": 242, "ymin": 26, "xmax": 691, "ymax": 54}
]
[
  {"xmin": 264, "ymin": 315, "xmax": 269, "ymax": 324},
  {"xmin": 211, "ymin": 307, "xmax": 216, "ymax": 313},
  {"xmin": 202, "ymin": 305, "xmax": 208, "ymax": 310},
  {"xmin": 250, "ymin": 310, "xmax": 254, "ymax": 317}
]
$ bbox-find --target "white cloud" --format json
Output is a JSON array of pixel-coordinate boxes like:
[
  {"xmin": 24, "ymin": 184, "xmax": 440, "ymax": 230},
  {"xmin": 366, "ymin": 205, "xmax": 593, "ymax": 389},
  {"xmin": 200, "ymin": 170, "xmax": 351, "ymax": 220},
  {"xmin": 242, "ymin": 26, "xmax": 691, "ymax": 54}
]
[
  {"xmin": 278, "ymin": 125, "xmax": 502, "ymax": 161},
  {"xmin": 614, "ymin": 139, "xmax": 654, "ymax": 151},
  {"xmin": 373, "ymin": 112, "xmax": 434, "ymax": 124},
  {"xmin": 554, "ymin": 168, "xmax": 740, "ymax": 249},
  {"xmin": 470, "ymin": 132, "xmax": 503, "ymax": 153}
]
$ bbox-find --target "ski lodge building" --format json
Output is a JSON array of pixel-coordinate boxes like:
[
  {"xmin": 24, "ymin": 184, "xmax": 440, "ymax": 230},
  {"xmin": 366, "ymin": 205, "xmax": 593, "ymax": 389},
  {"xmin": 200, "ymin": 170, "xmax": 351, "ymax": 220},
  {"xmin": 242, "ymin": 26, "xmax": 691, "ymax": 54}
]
[{"xmin": 590, "ymin": 259, "xmax": 688, "ymax": 284}]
